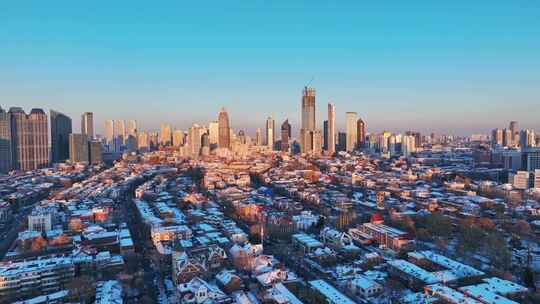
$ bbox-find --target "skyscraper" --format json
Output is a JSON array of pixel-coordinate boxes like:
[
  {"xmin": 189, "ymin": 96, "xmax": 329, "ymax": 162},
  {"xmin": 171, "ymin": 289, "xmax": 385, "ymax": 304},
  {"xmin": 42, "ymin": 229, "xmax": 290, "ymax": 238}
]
[
  {"xmin": 89, "ymin": 140, "xmax": 102, "ymax": 164},
  {"xmin": 81, "ymin": 112, "xmax": 94, "ymax": 139},
  {"xmin": 0, "ymin": 107, "xmax": 12, "ymax": 173},
  {"xmin": 346, "ymin": 112, "xmax": 357, "ymax": 152},
  {"xmin": 266, "ymin": 116, "xmax": 275, "ymax": 150},
  {"xmin": 50, "ymin": 110, "xmax": 72, "ymax": 163},
  {"xmin": 503, "ymin": 128, "xmax": 513, "ymax": 147},
  {"xmin": 327, "ymin": 102, "xmax": 335, "ymax": 154},
  {"xmin": 115, "ymin": 120, "xmax": 126, "ymax": 150},
  {"xmin": 138, "ymin": 132, "xmax": 149, "ymax": 151},
  {"xmin": 10, "ymin": 108, "xmax": 49, "ymax": 171},
  {"xmin": 509, "ymin": 121, "xmax": 519, "ymax": 144},
  {"xmin": 69, "ymin": 133, "xmax": 89, "ymax": 163},
  {"xmin": 208, "ymin": 121, "xmax": 219, "ymax": 148},
  {"xmin": 126, "ymin": 120, "xmax": 138, "ymax": 151},
  {"xmin": 492, "ymin": 128, "xmax": 503, "ymax": 147},
  {"xmin": 300, "ymin": 87, "xmax": 316, "ymax": 153},
  {"xmin": 160, "ymin": 123, "xmax": 172, "ymax": 146},
  {"xmin": 188, "ymin": 124, "xmax": 203, "ymax": 157},
  {"xmin": 301, "ymin": 86, "xmax": 316, "ymax": 130},
  {"xmin": 218, "ymin": 107, "xmax": 230, "ymax": 149},
  {"xmin": 281, "ymin": 119, "xmax": 291, "ymax": 152},
  {"xmin": 173, "ymin": 129, "xmax": 184, "ymax": 147},
  {"xmin": 403, "ymin": 135, "xmax": 416, "ymax": 158},
  {"xmin": 255, "ymin": 128, "xmax": 262, "ymax": 146},
  {"xmin": 323, "ymin": 120, "xmax": 328, "ymax": 151},
  {"xmin": 357, "ymin": 118, "xmax": 365, "ymax": 148},
  {"xmin": 520, "ymin": 129, "xmax": 536, "ymax": 148},
  {"xmin": 105, "ymin": 120, "xmax": 115, "ymax": 152}
]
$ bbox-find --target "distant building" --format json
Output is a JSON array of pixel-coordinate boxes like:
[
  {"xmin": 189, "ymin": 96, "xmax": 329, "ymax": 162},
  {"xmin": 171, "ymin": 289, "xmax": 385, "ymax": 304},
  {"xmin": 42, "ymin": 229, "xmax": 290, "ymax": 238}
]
[
  {"xmin": 491, "ymin": 128, "xmax": 503, "ymax": 147},
  {"xmin": 280, "ymin": 119, "xmax": 291, "ymax": 152},
  {"xmin": 513, "ymin": 171, "xmax": 530, "ymax": 190},
  {"xmin": 255, "ymin": 128, "xmax": 262, "ymax": 146},
  {"xmin": 520, "ymin": 129, "xmax": 536, "ymax": 148},
  {"xmin": 173, "ymin": 129, "xmax": 184, "ymax": 147},
  {"xmin": 218, "ymin": 107, "xmax": 231, "ymax": 149},
  {"xmin": 105, "ymin": 120, "xmax": 115, "ymax": 151},
  {"xmin": 160, "ymin": 123, "xmax": 172, "ymax": 146},
  {"xmin": 10, "ymin": 107, "xmax": 49, "ymax": 171},
  {"xmin": 521, "ymin": 148, "xmax": 540, "ymax": 171},
  {"xmin": 208, "ymin": 121, "xmax": 219, "ymax": 148},
  {"xmin": 346, "ymin": 112, "xmax": 357, "ymax": 152},
  {"xmin": 327, "ymin": 102, "xmax": 335, "ymax": 154},
  {"xmin": 0, "ymin": 106, "xmax": 12, "ymax": 173},
  {"xmin": 50, "ymin": 110, "xmax": 72, "ymax": 163},
  {"xmin": 81, "ymin": 112, "xmax": 94, "ymax": 139},
  {"xmin": 89, "ymin": 140, "xmax": 103, "ymax": 164},
  {"xmin": 300, "ymin": 86, "xmax": 316, "ymax": 153},
  {"xmin": 357, "ymin": 118, "xmax": 365, "ymax": 148},
  {"xmin": 69, "ymin": 133, "xmax": 89, "ymax": 163},
  {"xmin": 115, "ymin": 120, "xmax": 126, "ymax": 149},
  {"xmin": 266, "ymin": 116, "xmax": 275, "ymax": 150},
  {"xmin": 402, "ymin": 135, "xmax": 416, "ymax": 158}
]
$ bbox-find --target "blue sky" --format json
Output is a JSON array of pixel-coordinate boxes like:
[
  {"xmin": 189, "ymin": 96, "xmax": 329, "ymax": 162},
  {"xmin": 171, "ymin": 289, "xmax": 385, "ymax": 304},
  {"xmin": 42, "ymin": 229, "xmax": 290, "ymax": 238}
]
[{"xmin": 1, "ymin": 1, "xmax": 539, "ymax": 136}]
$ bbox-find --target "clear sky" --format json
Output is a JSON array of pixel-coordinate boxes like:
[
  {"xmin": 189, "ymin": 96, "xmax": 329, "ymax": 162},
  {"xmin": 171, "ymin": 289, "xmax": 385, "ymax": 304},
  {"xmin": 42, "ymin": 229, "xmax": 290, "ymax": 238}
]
[{"xmin": 1, "ymin": 1, "xmax": 539, "ymax": 136}]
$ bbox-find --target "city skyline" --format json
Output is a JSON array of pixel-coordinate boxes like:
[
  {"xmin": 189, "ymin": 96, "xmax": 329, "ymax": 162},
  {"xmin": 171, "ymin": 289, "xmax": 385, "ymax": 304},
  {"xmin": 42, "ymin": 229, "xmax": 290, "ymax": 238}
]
[{"xmin": 2, "ymin": 2, "xmax": 539, "ymax": 135}]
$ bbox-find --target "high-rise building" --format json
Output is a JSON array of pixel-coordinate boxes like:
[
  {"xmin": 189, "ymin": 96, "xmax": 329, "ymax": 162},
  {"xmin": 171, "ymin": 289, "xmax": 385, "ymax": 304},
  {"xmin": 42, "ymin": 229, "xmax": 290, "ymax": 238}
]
[
  {"xmin": 357, "ymin": 118, "xmax": 365, "ymax": 148},
  {"xmin": 509, "ymin": 121, "xmax": 519, "ymax": 144},
  {"xmin": 346, "ymin": 112, "xmax": 357, "ymax": 152},
  {"xmin": 520, "ymin": 129, "xmax": 536, "ymax": 148},
  {"xmin": 188, "ymin": 124, "xmax": 203, "ymax": 157},
  {"xmin": 491, "ymin": 128, "xmax": 503, "ymax": 147},
  {"xmin": 300, "ymin": 87, "xmax": 316, "ymax": 153},
  {"xmin": 218, "ymin": 108, "xmax": 230, "ymax": 149},
  {"xmin": 255, "ymin": 128, "xmax": 262, "ymax": 146},
  {"xmin": 89, "ymin": 140, "xmax": 102, "ymax": 164},
  {"xmin": 50, "ymin": 110, "xmax": 72, "ymax": 163},
  {"xmin": 173, "ymin": 129, "xmax": 184, "ymax": 147},
  {"xmin": 503, "ymin": 128, "xmax": 513, "ymax": 147},
  {"xmin": 208, "ymin": 121, "xmax": 219, "ymax": 148},
  {"xmin": 10, "ymin": 108, "xmax": 49, "ymax": 171},
  {"xmin": 160, "ymin": 123, "xmax": 172, "ymax": 146},
  {"xmin": 69, "ymin": 133, "xmax": 89, "ymax": 163},
  {"xmin": 266, "ymin": 116, "xmax": 275, "ymax": 150},
  {"xmin": 115, "ymin": 120, "xmax": 126, "ymax": 151},
  {"xmin": 327, "ymin": 103, "xmax": 335, "ymax": 154},
  {"xmin": 301, "ymin": 87, "xmax": 316, "ymax": 131},
  {"xmin": 281, "ymin": 119, "xmax": 291, "ymax": 152},
  {"xmin": 312, "ymin": 129, "xmax": 323, "ymax": 155},
  {"xmin": 125, "ymin": 120, "xmax": 138, "ymax": 151},
  {"xmin": 105, "ymin": 120, "xmax": 115, "ymax": 152},
  {"xmin": 0, "ymin": 107, "xmax": 12, "ymax": 173},
  {"xmin": 323, "ymin": 120, "xmax": 328, "ymax": 151},
  {"xmin": 138, "ymin": 132, "xmax": 149, "ymax": 151},
  {"xmin": 402, "ymin": 135, "xmax": 416, "ymax": 158},
  {"xmin": 522, "ymin": 148, "xmax": 540, "ymax": 172},
  {"xmin": 81, "ymin": 112, "xmax": 94, "ymax": 139},
  {"xmin": 534, "ymin": 169, "xmax": 540, "ymax": 189},
  {"xmin": 337, "ymin": 132, "xmax": 347, "ymax": 151}
]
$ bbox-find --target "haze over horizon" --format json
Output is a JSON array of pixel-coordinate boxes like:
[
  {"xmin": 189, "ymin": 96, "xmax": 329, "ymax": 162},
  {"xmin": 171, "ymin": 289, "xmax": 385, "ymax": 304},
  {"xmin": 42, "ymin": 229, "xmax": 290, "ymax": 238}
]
[{"xmin": 1, "ymin": 1, "xmax": 539, "ymax": 136}]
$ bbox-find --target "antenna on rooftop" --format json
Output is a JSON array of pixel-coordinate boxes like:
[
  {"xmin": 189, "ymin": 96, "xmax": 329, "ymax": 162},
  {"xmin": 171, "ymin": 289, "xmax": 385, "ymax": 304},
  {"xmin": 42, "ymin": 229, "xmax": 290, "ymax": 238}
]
[{"xmin": 306, "ymin": 76, "xmax": 315, "ymax": 87}]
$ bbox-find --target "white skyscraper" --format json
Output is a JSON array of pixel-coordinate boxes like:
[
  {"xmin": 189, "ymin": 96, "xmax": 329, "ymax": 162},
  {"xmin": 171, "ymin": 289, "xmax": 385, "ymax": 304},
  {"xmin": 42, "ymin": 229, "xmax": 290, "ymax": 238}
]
[{"xmin": 266, "ymin": 117, "xmax": 275, "ymax": 150}]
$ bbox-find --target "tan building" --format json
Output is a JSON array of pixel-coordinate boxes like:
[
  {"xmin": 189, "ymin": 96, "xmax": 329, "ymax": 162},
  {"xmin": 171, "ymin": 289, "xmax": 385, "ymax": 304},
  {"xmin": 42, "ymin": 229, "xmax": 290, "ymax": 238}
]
[
  {"xmin": 9, "ymin": 107, "xmax": 49, "ymax": 171},
  {"xmin": 69, "ymin": 133, "xmax": 89, "ymax": 163},
  {"xmin": 346, "ymin": 112, "xmax": 357, "ymax": 152},
  {"xmin": 327, "ymin": 102, "xmax": 335, "ymax": 154}
]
